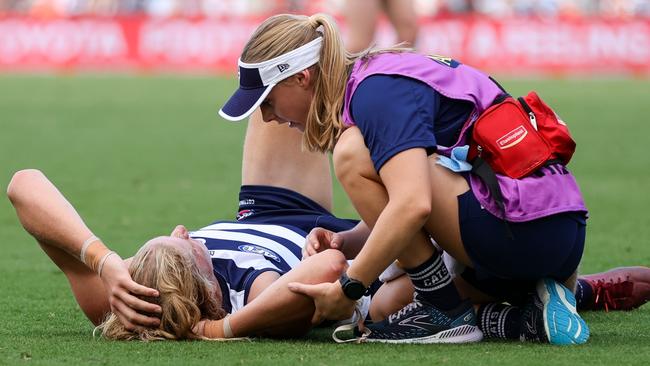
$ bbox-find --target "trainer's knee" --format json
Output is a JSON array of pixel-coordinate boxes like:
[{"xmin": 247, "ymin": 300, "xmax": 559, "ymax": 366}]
[
  {"xmin": 7, "ymin": 169, "xmax": 44, "ymax": 204},
  {"xmin": 333, "ymin": 128, "xmax": 377, "ymax": 187}
]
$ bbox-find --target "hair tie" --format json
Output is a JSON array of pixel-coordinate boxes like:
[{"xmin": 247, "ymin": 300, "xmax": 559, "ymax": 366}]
[
  {"xmin": 97, "ymin": 251, "xmax": 117, "ymax": 277},
  {"xmin": 308, "ymin": 15, "xmax": 320, "ymax": 29}
]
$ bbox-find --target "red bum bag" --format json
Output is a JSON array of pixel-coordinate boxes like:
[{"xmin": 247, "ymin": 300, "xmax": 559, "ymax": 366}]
[{"xmin": 467, "ymin": 91, "xmax": 576, "ymax": 179}]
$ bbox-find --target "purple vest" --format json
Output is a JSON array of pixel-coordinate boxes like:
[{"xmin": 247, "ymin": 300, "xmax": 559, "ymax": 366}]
[{"xmin": 342, "ymin": 52, "xmax": 588, "ymax": 222}]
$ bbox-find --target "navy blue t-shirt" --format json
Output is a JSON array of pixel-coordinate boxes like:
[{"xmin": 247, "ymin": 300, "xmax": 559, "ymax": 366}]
[{"xmin": 350, "ymin": 74, "xmax": 473, "ymax": 172}]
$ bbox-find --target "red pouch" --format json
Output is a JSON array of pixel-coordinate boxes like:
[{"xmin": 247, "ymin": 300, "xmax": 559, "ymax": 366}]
[
  {"xmin": 522, "ymin": 92, "xmax": 575, "ymax": 166},
  {"xmin": 468, "ymin": 91, "xmax": 575, "ymax": 179}
]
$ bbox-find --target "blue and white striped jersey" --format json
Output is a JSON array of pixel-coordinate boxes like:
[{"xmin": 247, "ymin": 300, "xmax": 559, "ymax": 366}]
[{"xmin": 190, "ymin": 221, "xmax": 308, "ymax": 314}]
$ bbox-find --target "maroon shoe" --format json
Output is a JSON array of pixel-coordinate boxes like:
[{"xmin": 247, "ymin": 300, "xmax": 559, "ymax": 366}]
[{"xmin": 580, "ymin": 266, "xmax": 650, "ymax": 311}]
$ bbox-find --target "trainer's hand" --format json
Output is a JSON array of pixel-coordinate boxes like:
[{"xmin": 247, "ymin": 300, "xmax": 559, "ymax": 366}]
[
  {"xmin": 100, "ymin": 254, "xmax": 161, "ymax": 331},
  {"xmin": 302, "ymin": 228, "xmax": 344, "ymax": 259},
  {"xmin": 288, "ymin": 281, "xmax": 355, "ymax": 325}
]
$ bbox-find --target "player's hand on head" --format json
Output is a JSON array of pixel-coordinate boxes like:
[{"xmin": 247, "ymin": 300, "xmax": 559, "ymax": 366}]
[
  {"xmin": 99, "ymin": 253, "xmax": 162, "ymax": 330},
  {"xmin": 302, "ymin": 227, "xmax": 344, "ymax": 259}
]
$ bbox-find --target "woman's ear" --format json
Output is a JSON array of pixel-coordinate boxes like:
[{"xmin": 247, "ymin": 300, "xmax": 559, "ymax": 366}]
[{"xmin": 294, "ymin": 69, "xmax": 314, "ymax": 89}]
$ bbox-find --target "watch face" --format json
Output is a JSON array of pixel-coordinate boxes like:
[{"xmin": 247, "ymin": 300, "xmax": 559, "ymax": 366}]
[
  {"xmin": 341, "ymin": 275, "xmax": 366, "ymax": 300},
  {"xmin": 346, "ymin": 282, "xmax": 366, "ymax": 299}
]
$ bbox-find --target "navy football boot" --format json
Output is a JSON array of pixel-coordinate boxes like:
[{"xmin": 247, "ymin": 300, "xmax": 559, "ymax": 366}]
[
  {"xmin": 355, "ymin": 295, "xmax": 483, "ymax": 344},
  {"xmin": 519, "ymin": 293, "xmax": 548, "ymax": 343}
]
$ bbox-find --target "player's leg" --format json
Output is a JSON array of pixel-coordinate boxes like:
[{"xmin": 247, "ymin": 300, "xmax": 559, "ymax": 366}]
[
  {"xmin": 241, "ymin": 110, "xmax": 333, "ymax": 212},
  {"xmin": 368, "ymin": 274, "xmax": 413, "ymax": 321},
  {"xmin": 577, "ymin": 266, "xmax": 650, "ymax": 311}
]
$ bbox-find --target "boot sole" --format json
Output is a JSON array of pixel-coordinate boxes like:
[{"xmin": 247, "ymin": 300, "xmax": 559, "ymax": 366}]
[
  {"xmin": 361, "ymin": 324, "xmax": 483, "ymax": 344},
  {"xmin": 537, "ymin": 278, "xmax": 590, "ymax": 345}
]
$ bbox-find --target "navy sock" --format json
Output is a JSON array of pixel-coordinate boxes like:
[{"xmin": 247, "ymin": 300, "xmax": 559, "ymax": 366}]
[
  {"xmin": 477, "ymin": 303, "xmax": 520, "ymax": 340},
  {"xmin": 575, "ymin": 278, "xmax": 594, "ymax": 310},
  {"xmin": 405, "ymin": 252, "xmax": 462, "ymax": 311}
]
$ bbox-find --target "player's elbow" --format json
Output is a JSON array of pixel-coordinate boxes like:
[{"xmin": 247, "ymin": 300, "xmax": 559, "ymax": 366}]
[{"xmin": 7, "ymin": 169, "xmax": 44, "ymax": 205}]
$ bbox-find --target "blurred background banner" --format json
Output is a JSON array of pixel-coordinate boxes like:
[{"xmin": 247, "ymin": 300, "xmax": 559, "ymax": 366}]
[
  {"xmin": 1, "ymin": 0, "xmax": 649, "ymax": 75},
  {"xmin": 0, "ymin": 16, "xmax": 261, "ymax": 73}
]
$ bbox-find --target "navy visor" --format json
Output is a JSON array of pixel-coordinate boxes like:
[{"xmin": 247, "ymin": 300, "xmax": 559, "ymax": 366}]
[{"xmin": 219, "ymin": 66, "xmax": 273, "ymax": 121}]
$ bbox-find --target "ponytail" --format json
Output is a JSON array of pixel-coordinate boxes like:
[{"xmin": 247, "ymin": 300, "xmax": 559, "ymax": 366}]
[
  {"xmin": 241, "ymin": 13, "xmax": 360, "ymax": 153},
  {"xmin": 302, "ymin": 13, "xmax": 359, "ymax": 152}
]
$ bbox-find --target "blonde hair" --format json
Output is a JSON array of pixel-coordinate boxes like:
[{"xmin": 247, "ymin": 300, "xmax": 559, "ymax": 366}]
[
  {"xmin": 241, "ymin": 13, "xmax": 359, "ymax": 152},
  {"xmin": 97, "ymin": 241, "xmax": 226, "ymax": 341}
]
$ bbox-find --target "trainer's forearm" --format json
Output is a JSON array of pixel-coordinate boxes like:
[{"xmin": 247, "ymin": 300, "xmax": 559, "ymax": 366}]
[{"xmin": 346, "ymin": 201, "xmax": 430, "ymax": 287}]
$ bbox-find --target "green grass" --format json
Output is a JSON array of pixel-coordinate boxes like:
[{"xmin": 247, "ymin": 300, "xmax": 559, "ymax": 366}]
[{"xmin": 1, "ymin": 75, "xmax": 649, "ymax": 365}]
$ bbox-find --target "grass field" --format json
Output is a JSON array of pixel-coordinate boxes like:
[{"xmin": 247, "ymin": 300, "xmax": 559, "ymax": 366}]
[{"xmin": 1, "ymin": 74, "xmax": 649, "ymax": 365}]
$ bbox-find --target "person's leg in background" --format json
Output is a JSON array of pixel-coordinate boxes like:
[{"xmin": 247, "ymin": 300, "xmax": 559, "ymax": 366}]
[
  {"xmin": 384, "ymin": 0, "xmax": 419, "ymax": 47},
  {"xmin": 344, "ymin": 0, "xmax": 380, "ymax": 53}
]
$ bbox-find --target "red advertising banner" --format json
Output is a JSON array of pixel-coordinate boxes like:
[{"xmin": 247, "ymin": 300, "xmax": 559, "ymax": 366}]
[
  {"xmin": 412, "ymin": 17, "xmax": 650, "ymax": 75},
  {"xmin": 1, "ymin": 16, "xmax": 648, "ymax": 75}
]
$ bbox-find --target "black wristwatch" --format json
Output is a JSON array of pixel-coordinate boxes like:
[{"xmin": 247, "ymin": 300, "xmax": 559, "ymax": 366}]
[{"xmin": 339, "ymin": 272, "xmax": 367, "ymax": 300}]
